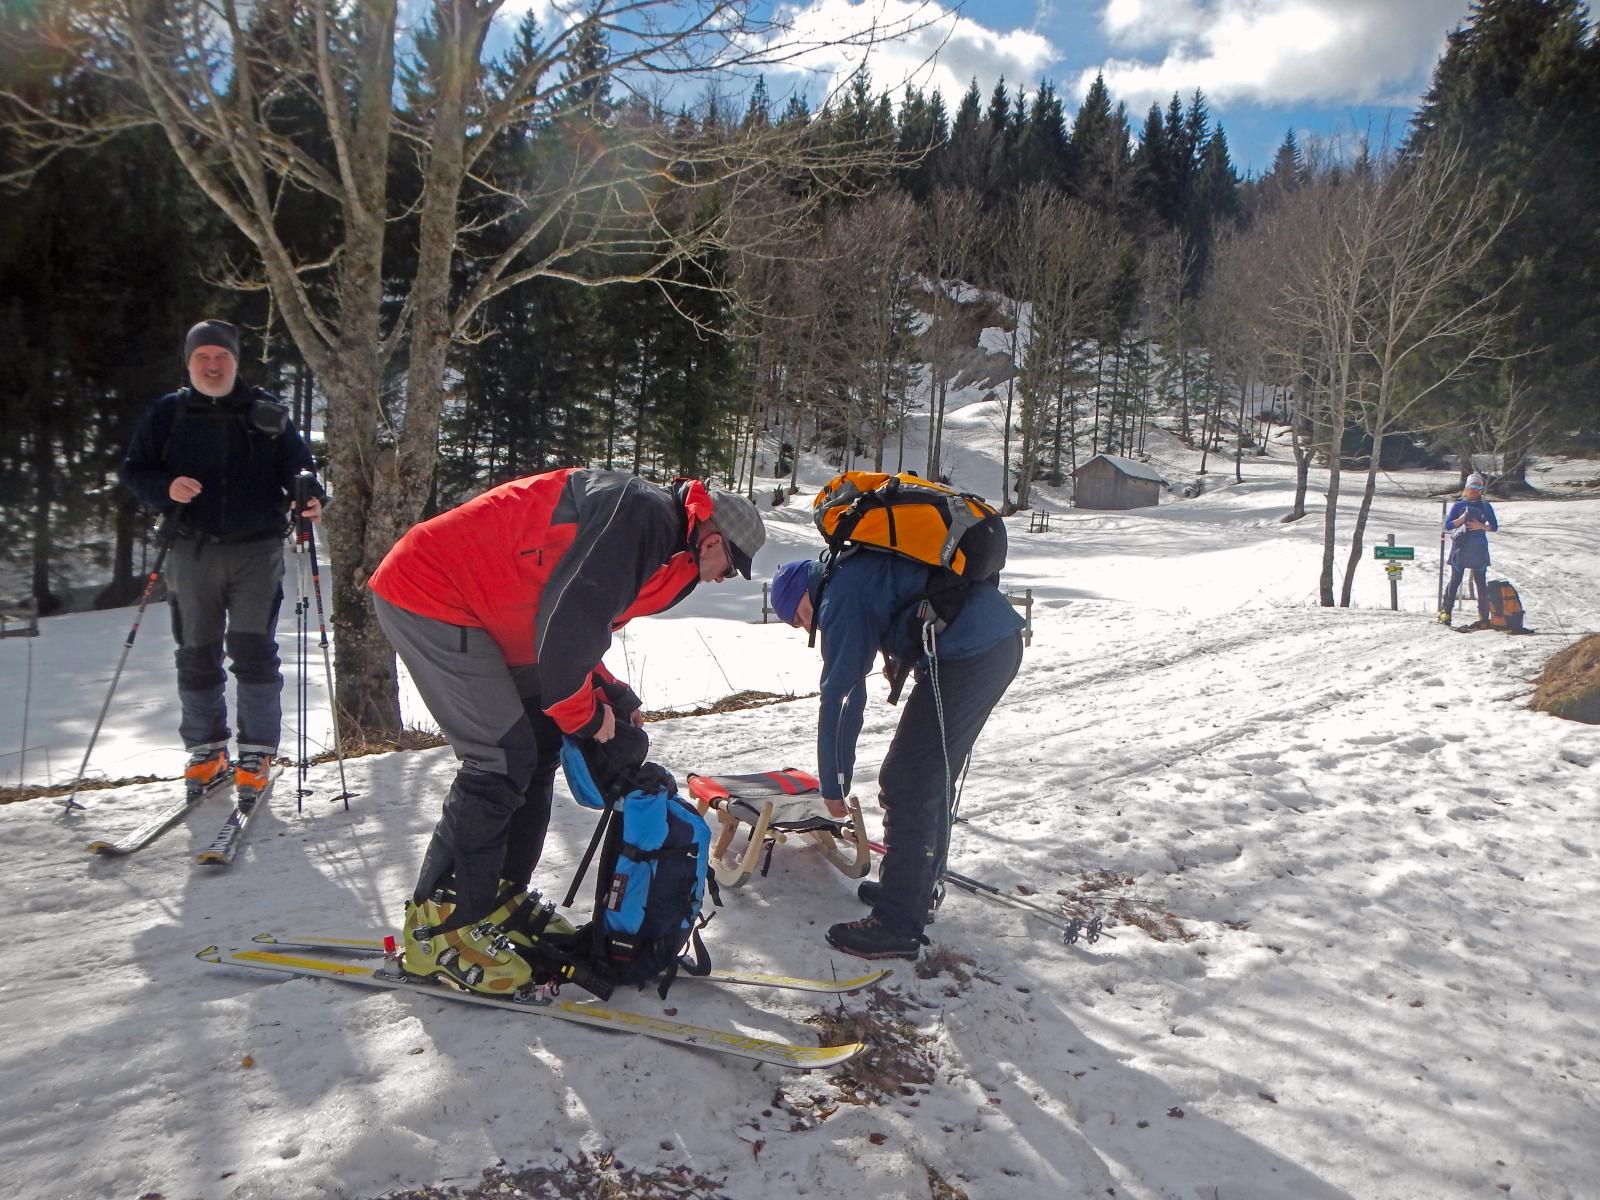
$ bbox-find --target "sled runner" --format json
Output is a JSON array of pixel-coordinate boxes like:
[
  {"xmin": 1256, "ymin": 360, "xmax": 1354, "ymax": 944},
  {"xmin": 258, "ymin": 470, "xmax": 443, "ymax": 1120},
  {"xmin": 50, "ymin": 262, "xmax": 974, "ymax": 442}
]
[{"xmin": 686, "ymin": 768, "xmax": 871, "ymax": 889}]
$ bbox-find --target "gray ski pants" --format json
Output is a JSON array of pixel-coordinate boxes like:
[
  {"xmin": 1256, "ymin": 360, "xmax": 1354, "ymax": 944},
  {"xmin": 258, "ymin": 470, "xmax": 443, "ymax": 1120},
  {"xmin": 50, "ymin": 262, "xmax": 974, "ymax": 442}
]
[
  {"xmin": 373, "ymin": 594, "xmax": 562, "ymax": 924},
  {"xmin": 166, "ymin": 534, "xmax": 286, "ymax": 756}
]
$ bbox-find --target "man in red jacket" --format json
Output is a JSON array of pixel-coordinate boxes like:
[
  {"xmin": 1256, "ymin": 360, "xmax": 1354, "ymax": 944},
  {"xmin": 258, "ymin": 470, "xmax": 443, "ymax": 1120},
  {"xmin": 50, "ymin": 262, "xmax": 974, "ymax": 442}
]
[{"xmin": 369, "ymin": 469, "xmax": 766, "ymax": 994}]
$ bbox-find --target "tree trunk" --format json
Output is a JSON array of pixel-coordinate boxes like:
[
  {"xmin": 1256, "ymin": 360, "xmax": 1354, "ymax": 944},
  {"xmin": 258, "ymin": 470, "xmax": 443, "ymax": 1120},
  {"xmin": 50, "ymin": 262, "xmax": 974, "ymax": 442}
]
[
  {"xmin": 95, "ymin": 494, "xmax": 141, "ymax": 609},
  {"xmin": 1234, "ymin": 372, "xmax": 1247, "ymax": 484},
  {"xmin": 1318, "ymin": 424, "xmax": 1343, "ymax": 608},
  {"xmin": 1338, "ymin": 432, "xmax": 1384, "ymax": 607},
  {"xmin": 1287, "ymin": 422, "xmax": 1311, "ymax": 522},
  {"xmin": 29, "ymin": 425, "xmax": 60, "ymax": 616}
]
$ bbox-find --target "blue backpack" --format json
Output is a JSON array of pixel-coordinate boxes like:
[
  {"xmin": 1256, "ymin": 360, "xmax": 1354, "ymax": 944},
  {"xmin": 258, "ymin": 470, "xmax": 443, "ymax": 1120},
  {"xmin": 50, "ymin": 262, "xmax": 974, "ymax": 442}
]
[{"xmin": 560, "ymin": 739, "xmax": 717, "ymax": 998}]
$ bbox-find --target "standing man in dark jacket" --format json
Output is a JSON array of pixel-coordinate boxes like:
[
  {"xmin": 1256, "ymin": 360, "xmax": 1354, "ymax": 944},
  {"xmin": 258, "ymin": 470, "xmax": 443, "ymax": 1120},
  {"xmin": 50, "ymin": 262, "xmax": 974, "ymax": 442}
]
[
  {"xmin": 121, "ymin": 320, "xmax": 323, "ymax": 799},
  {"xmin": 367, "ymin": 468, "xmax": 766, "ymax": 995},
  {"xmin": 770, "ymin": 553, "xmax": 1023, "ymax": 960},
  {"xmin": 1440, "ymin": 472, "xmax": 1499, "ymax": 627}
]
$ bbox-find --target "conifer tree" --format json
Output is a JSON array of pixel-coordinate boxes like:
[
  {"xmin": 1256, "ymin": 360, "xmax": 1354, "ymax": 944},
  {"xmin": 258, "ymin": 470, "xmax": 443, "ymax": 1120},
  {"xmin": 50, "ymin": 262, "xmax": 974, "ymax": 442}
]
[{"xmin": 1407, "ymin": 0, "xmax": 1600, "ymax": 482}]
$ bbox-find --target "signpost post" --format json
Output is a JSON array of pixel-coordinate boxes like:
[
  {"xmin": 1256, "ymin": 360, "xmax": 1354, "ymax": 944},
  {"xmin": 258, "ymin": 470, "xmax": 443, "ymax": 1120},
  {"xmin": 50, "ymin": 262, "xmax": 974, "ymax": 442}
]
[{"xmin": 1374, "ymin": 535, "xmax": 1415, "ymax": 611}]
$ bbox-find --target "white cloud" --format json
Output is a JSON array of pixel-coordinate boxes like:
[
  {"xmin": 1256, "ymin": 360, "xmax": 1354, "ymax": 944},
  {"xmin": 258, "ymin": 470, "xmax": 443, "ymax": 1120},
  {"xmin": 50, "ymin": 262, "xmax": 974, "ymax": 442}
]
[
  {"xmin": 757, "ymin": 0, "xmax": 1060, "ymax": 109},
  {"xmin": 1080, "ymin": 0, "xmax": 1472, "ymax": 109}
]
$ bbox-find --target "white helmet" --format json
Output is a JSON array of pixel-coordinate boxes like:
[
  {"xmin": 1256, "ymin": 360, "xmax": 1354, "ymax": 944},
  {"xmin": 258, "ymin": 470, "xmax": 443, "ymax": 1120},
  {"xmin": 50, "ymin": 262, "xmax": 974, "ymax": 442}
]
[{"xmin": 1465, "ymin": 473, "xmax": 1486, "ymax": 490}]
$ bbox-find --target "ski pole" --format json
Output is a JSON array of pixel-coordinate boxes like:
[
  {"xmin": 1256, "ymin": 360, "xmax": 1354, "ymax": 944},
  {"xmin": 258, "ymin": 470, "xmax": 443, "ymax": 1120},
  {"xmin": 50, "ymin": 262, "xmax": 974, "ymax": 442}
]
[
  {"xmin": 1437, "ymin": 499, "xmax": 1446, "ymax": 615},
  {"xmin": 291, "ymin": 500, "xmax": 313, "ymax": 812},
  {"xmin": 296, "ymin": 472, "xmax": 353, "ymax": 809},
  {"xmin": 61, "ymin": 505, "xmax": 184, "ymax": 813}
]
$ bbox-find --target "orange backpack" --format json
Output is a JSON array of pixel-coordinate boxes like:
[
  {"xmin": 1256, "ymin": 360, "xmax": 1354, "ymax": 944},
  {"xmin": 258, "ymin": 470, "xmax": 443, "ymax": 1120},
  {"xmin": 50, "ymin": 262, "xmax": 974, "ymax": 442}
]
[
  {"xmin": 812, "ymin": 471, "xmax": 1008, "ymax": 634},
  {"xmin": 1485, "ymin": 580, "xmax": 1524, "ymax": 632}
]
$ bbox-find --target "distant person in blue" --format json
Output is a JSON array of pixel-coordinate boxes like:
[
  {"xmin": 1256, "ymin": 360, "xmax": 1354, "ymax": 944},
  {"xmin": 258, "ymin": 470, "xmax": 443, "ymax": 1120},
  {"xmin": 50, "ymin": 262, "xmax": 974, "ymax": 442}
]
[
  {"xmin": 122, "ymin": 320, "xmax": 324, "ymax": 799},
  {"xmin": 1440, "ymin": 472, "xmax": 1498, "ymax": 627},
  {"xmin": 770, "ymin": 553, "xmax": 1023, "ymax": 960}
]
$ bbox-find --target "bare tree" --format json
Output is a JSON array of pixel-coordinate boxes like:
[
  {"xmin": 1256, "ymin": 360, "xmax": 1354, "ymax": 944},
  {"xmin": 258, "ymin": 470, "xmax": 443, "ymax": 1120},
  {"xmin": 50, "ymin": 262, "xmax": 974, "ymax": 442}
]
[
  {"xmin": 1012, "ymin": 191, "xmax": 1115, "ymax": 509},
  {"xmin": 1247, "ymin": 137, "xmax": 1511, "ymax": 606},
  {"xmin": 921, "ymin": 186, "xmax": 980, "ymax": 481},
  {"xmin": 6, "ymin": 0, "xmax": 935, "ymax": 734},
  {"xmin": 1253, "ymin": 150, "xmax": 1383, "ymax": 606},
  {"xmin": 1336, "ymin": 142, "xmax": 1512, "ymax": 605}
]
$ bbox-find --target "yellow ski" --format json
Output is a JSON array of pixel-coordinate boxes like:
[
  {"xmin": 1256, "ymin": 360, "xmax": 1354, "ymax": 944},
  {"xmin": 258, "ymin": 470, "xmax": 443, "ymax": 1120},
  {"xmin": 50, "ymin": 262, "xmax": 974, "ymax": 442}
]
[
  {"xmin": 248, "ymin": 932, "xmax": 892, "ymax": 994},
  {"xmin": 200, "ymin": 945, "xmax": 863, "ymax": 1070}
]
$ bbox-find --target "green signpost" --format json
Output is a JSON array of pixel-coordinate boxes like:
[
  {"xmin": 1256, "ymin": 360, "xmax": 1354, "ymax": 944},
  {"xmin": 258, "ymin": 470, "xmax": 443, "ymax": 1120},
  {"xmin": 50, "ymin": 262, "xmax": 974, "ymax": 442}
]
[{"xmin": 1374, "ymin": 546, "xmax": 1415, "ymax": 561}]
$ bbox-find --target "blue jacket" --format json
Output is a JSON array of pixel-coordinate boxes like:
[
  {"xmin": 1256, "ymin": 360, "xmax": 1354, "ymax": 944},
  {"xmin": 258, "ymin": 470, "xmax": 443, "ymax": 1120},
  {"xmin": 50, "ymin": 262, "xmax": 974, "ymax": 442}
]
[
  {"xmin": 122, "ymin": 386, "xmax": 319, "ymax": 538},
  {"xmin": 806, "ymin": 553, "xmax": 1024, "ymax": 801},
  {"xmin": 1444, "ymin": 498, "xmax": 1497, "ymax": 569}
]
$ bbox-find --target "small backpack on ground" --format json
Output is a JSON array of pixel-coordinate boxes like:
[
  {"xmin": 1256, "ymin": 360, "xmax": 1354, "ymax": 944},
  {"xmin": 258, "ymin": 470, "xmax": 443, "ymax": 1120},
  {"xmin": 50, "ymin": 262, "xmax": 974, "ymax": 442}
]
[
  {"xmin": 559, "ymin": 738, "xmax": 717, "ymax": 998},
  {"xmin": 1485, "ymin": 579, "xmax": 1525, "ymax": 632},
  {"xmin": 812, "ymin": 471, "xmax": 1008, "ymax": 632}
]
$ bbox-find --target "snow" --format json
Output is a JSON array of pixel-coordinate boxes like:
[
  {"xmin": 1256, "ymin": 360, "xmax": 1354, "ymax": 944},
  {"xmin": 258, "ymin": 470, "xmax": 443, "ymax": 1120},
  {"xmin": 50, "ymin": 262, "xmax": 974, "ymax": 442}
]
[{"xmin": 3, "ymin": 395, "xmax": 1599, "ymax": 1200}]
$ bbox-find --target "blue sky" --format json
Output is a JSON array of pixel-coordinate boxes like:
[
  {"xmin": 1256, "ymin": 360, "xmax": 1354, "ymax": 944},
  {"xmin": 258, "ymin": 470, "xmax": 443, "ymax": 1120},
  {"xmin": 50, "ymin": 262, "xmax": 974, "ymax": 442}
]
[{"xmin": 748, "ymin": 0, "xmax": 1478, "ymax": 173}]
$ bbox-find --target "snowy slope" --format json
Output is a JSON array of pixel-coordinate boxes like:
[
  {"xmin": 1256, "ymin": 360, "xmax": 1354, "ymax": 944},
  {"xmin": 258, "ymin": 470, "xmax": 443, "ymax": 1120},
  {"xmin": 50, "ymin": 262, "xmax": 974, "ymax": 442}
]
[{"xmin": 2, "ymin": 369, "xmax": 1599, "ymax": 1199}]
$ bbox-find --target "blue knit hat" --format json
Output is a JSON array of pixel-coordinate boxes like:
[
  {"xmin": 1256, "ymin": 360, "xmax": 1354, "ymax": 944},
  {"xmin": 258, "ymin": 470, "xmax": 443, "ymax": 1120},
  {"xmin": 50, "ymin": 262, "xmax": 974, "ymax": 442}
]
[{"xmin": 771, "ymin": 559, "xmax": 814, "ymax": 625}]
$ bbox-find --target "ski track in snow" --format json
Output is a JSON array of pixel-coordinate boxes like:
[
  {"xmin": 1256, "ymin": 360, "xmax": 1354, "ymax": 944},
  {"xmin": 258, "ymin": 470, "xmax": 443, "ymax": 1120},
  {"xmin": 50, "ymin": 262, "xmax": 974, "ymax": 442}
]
[{"xmin": 3, "ymin": 400, "xmax": 1599, "ymax": 1198}]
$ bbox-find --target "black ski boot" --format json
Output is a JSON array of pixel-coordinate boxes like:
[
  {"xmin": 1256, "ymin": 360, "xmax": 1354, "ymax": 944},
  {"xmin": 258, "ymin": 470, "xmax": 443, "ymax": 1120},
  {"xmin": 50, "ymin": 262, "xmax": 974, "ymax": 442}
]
[
  {"xmin": 826, "ymin": 914, "xmax": 929, "ymax": 961},
  {"xmin": 857, "ymin": 879, "xmax": 939, "ymax": 925}
]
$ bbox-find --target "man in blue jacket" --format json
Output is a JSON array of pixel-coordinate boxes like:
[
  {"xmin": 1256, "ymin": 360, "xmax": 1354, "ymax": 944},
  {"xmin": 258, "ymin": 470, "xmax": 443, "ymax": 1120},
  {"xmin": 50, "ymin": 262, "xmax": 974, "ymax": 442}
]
[
  {"xmin": 1440, "ymin": 472, "xmax": 1499, "ymax": 627},
  {"xmin": 121, "ymin": 320, "xmax": 324, "ymax": 798},
  {"xmin": 770, "ymin": 553, "xmax": 1023, "ymax": 960}
]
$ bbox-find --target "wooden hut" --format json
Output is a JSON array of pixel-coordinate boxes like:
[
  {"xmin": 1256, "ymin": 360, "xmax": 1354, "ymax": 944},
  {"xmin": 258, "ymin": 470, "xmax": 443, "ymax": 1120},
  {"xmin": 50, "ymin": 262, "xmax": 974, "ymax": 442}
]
[{"xmin": 1071, "ymin": 454, "xmax": 1167, "ymax": 510}]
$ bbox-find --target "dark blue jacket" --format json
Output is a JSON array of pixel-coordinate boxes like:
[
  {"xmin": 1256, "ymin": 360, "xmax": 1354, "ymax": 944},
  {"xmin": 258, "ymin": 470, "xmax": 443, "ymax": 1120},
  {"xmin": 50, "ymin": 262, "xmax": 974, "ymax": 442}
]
[
  {"xmin": 806, "ymin": 553, "xmax": 1024, "ymax": 800},
  {"xmin": 1444, "ymin": 498, "xmax": 1497, "ymax": 569},
  {"xmin": 121, "ymin": 386, "xmax": 318, "ymax": 538}
]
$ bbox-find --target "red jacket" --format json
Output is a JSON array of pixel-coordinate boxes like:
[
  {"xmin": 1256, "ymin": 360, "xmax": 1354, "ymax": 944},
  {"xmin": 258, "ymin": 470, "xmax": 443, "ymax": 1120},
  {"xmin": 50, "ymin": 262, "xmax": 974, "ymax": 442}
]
[{"xmin": 370, "ymin": 469, "xmax": 709, "ymax": 735}]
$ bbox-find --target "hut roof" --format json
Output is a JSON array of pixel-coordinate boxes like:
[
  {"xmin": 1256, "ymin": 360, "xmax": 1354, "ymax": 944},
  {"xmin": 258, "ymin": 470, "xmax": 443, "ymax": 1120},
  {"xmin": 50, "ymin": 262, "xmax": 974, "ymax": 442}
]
[{"xmin": 1072, "ymin": 453, "xmax": 1168, "ymax": 485}]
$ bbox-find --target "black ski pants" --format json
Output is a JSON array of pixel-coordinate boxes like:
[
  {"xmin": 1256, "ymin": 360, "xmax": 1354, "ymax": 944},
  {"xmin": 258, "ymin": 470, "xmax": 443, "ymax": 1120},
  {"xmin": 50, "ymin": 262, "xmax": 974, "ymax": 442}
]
[{"xmin": 873, "ymin": 631, "xmax": 1023, "ymax": 935}]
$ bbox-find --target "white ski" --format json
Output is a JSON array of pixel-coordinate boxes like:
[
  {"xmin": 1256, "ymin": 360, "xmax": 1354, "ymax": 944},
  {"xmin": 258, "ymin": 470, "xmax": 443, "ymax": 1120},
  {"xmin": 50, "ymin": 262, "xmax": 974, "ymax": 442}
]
[{"xmin": 87, "ymin": 771, "xmax": 236, "ymax": 857}]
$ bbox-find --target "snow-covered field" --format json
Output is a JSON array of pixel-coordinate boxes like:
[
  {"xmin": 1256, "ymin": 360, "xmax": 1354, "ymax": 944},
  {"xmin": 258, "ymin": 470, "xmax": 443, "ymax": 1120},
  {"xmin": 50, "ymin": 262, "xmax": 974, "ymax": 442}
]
[{"xmin": 3, "ymin": 383, "xmax": 1598, "ymax": 1200}]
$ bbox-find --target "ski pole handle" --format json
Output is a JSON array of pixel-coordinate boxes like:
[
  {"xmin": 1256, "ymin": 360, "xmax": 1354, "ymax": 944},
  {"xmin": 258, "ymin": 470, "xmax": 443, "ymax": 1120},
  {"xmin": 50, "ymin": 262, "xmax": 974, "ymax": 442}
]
[{"xmin": 292, "ymin": 471, "xmax": 317, "ymax": 542}]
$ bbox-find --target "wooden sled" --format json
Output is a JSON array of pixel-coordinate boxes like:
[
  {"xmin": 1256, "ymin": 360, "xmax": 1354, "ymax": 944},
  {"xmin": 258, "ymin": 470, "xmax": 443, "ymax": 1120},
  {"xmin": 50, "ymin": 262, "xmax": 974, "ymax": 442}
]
[{"xmin": 686, "ymin": 768, "xmax": 871, "ymax": 889}]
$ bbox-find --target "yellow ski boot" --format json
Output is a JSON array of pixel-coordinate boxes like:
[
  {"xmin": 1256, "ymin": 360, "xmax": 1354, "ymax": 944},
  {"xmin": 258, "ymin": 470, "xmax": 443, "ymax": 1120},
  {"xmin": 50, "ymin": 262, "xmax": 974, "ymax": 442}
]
[{"xmin": 399, "ymin": 891, "xmax": 528, "ymax": 995}]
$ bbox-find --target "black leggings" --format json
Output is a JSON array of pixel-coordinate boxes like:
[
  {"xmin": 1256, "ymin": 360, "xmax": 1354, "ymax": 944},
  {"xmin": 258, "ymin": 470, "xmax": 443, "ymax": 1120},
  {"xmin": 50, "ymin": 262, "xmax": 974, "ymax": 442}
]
[
  {"xmin": 1444, "ymin": 563, "xmax": 1489, "ymax": 621},
  {"xmin": 873, "ymin": 632, "xmax": 1024, "ymax": 933}
]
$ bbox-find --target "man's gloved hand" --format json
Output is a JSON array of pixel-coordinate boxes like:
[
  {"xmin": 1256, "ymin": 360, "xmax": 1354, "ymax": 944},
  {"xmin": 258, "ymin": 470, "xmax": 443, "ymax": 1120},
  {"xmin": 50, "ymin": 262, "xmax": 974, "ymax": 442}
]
[
  {"xmin": 824, "ymin": 794, "xmax": 851, "ymax": 820},
  {"xmin": 580, "ymin": 721, "xmax": 650, "ymax": 801}
]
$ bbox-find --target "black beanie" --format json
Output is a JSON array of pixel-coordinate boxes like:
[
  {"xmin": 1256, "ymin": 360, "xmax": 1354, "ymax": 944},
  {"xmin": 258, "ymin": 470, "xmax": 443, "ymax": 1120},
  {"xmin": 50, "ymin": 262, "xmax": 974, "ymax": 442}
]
[{"xmin": 183, "ymin": 320, "xmax": 240, "ymax": 362}]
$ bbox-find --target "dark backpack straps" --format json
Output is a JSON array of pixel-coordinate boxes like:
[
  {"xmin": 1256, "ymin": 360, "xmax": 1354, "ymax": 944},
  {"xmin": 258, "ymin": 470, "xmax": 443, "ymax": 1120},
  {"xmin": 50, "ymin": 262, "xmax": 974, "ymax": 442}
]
[{"xmin": 563, "ymin": 799, "xmax": 615, "ymax": 909}]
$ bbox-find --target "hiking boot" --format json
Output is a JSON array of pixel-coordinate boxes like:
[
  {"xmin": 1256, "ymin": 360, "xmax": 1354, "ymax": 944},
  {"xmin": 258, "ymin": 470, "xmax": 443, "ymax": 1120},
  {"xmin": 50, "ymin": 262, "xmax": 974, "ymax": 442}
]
[
  {"xmin": 825, "ymin": 914, "xmax": 929, "ymax": 961},
  {"xmin": 235, "ymin": 752, "xmax": 272, "ymax": 799},
  {"xmin": 401, "ymin": 892, "xmax": 532, "ymax": 996},
  {"xmin": 857, "ymin": 879, "xmax": 938, "ymax": 924},
  {"xmin": 1438, "ymin": 609, "xmax": 1452, "ymax": 626},
  {"xmin": 184, "ymin": 748, "xmax": 231, "ymax": 798}
]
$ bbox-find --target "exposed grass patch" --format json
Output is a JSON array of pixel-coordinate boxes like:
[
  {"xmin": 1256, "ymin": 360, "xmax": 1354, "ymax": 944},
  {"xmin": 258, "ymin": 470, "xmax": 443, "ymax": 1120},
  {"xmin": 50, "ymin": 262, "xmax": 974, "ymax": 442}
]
[
  {"xmin": 373, "ymin": 1153, "xmax": 732, "ymax": 1200},
  {"xmin": 915, "ymin": 944, "xmax": 981, "ymax": 995},
  {"xmin": 4, "ymin": 690, "xmax": 810, "ymax": 805},
  {"xmin": 809, "ymin": 988, "xmax": 938, "ymax": 1103},
  {"xmin": 927, "ymin": 1164, "xmax": 972, "ymax": 1200},
  {"xmin": 1066, "ymin": 869, "xmax": 1200, "ymax": 943}
]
